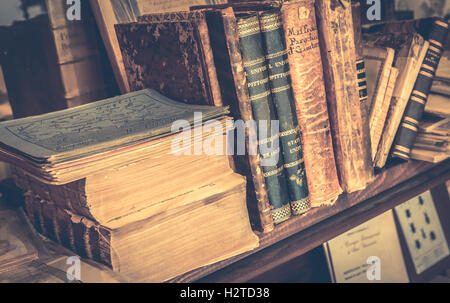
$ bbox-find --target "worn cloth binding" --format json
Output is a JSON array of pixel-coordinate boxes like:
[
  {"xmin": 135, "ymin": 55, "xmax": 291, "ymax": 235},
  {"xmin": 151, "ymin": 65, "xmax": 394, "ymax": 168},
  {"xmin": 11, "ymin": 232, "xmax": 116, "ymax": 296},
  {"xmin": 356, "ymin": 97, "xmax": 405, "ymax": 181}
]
[
  {"xmin": 259, "ymin": 10, "xmax": 310, "ymax": 216},
  {"xmin": 237, "ymin": 13, "xmax": 291, "ymax": 224}
]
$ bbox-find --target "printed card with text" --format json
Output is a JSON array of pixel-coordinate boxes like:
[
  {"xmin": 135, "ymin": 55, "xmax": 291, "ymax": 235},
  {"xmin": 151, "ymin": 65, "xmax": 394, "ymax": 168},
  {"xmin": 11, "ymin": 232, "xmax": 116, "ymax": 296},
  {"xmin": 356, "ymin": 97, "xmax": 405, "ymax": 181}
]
[{"xmin": 324, "ymin": 210, "xmax": 409, "ymax": 283}]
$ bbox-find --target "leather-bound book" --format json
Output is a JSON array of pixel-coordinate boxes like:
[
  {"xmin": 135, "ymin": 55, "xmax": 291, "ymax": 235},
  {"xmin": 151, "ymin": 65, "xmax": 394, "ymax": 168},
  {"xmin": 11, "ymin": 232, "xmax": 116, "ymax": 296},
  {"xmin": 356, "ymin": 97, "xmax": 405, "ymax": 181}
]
[
  {"xmin": 189, "ymin": 7, "xmax": 274, "ymax": 232},
  {"xmin": 392, "ymin": 18, "xmax": 449, "ymax": 160},
  {"xmin": 115, "ymin": 11, "xmax": 223, "ymax": 107},
  {"xmin": 259, "ymin": 10, "xmax": 310, "ymax": 215},
  {"xmin": 315, "ymin": 0, "xmax": 371, "ymax": 193},
  {"xmin": 281, "ymin": 0, "xmax": 342, "ymax": 206},
  {"xmin": 351, "ymin": 0, "xmax": 374, "ymax": 184},
  {"xmin": 236, "ymin": 13, "xmax": 292, "ymax": 224}
]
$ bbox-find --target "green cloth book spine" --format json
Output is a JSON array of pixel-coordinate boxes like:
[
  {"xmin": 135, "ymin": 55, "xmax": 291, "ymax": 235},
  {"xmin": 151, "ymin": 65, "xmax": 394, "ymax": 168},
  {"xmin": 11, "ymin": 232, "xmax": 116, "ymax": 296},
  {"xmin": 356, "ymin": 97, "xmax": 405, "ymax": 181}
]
[
  {"xmin": 392, "ymin": 18, "xmax": 449, "ymax": 160},
  {"xmin": 237, "ymin": 13, "xmax": 291, "ymax": 224},
  {"xmin": 259, "ymin": 10, "xmax": 310, "ymax": 216}
]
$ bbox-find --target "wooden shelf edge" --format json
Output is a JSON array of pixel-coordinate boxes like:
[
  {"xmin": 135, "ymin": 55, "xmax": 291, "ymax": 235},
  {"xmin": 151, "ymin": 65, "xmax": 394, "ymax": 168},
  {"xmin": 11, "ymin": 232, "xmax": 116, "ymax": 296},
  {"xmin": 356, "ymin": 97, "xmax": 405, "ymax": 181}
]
[{"xmin": 170, "ymin": 159, "xmax": 450, "ymax": 282}]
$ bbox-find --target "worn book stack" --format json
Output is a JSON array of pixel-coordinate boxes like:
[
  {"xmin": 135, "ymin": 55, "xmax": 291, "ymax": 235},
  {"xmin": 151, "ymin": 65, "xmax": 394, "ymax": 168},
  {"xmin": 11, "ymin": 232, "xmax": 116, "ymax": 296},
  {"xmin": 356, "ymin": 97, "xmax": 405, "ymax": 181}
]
[
  {"xmin": 409, "ymin": 116, "xmax": 450, "ymax": 162},
  {"xmin": 410, "ymin": 49, "xmax": 450, "ymax": 163},
  {"xmin": 0, "ymin": 89, "xmax": 259, "ymax": 282},
  {"xmin": 362, "ymin": 17, "xmax": 449, "ymax": 166},
  {"xmin": 113, "ymin": 0, "xmax": 368, "ymax": 232}
]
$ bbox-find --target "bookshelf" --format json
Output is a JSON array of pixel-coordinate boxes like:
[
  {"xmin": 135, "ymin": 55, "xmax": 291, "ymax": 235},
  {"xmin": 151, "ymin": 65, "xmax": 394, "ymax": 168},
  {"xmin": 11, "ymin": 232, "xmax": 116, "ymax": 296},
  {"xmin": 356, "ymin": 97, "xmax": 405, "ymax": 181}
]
[
  {"xmin": 0, "ymin": 0, "xmax": 449, "ymax": 283},
  {"xmin": 170, "ymin": 159, "xmax": 450, "ymax": 282}
]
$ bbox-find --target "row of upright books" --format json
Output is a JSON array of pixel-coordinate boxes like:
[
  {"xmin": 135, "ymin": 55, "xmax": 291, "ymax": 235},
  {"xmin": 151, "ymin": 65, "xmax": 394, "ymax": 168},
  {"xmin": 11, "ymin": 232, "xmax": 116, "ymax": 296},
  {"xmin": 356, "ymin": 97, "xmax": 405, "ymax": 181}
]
[
  {"xmin": 103, "ymin": 0, "xmax": 448, "ymax": 231},
  {"xmin": 1, "ymin": 0, "xmax": 449, "ymax": 233},
  {"xmin": 108, "ymin": 0, "xmax": 374, "ymax": 231},
  {"xmin": 0, "ymin": 0, "xmax": 449, "ymax": 282}
]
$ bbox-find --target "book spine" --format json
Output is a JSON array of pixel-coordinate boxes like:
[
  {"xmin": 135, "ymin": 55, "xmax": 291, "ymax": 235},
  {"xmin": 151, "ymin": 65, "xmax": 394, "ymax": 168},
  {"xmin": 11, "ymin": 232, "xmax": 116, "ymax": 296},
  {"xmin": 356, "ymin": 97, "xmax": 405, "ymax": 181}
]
[
  {"xmin": 24, "ymin": 192, "xmax": 112, "ymax": 266},
  {"xmin": 213, "ymin": 8, "xmax": 274, "ymax": 232},
  {"xmin": 46, "ymin": 0, "xmax": 109, "ymax": 104},
  {"xmin": 193, "ymin": 12, "xmax": 224, "ymax": 107},
  {"xmin": 351, "ymin": 1, "xmax": 374, "ymax": 183},
  {"xmin": 237, "ymin": 13, "xmax": 291, "ymax": 224},
  {"xmin": 392, "ymin": 18, "xmax": 449, "ymax": 160},
  {"xmin": 372, "ymin": 66, "xmax": 398, "ymax": 159},
  {"xmin": 281, "ymin": 0, "xmax": 342, "ymax": 206},
  {"xmin": 259, "ymin": 11, "xmax": 310, "ymax": 216},
  {"xmin": 351, "ymin": 2, "xmax": 369, "ymax": 106},
  {"xmin": 373, "ymin": 34, "xmax": 428, "ymax": 168},
  {"xmin": 315, "ymin": 0, "xmax": 371, "ymax": 193}
]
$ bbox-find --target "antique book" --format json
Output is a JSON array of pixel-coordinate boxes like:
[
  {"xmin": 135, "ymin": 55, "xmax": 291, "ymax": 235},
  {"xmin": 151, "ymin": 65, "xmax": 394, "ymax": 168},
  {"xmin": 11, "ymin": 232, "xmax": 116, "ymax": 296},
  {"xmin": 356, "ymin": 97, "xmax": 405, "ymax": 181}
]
[
  {"xmin": 138, "ymin": 0, "xmax": 228, "ymax": 13},
  {"xmin": 362, "ymin": 46, "xmax": 395, "ymax": 159},
  {"xmin": 0, "ymin": 89, "xmax": 229, "ymax": 184},
  {"xmin": 90, "ymin": 0, "xmax": 227, "ymax": 94},
  {"xmin": 434, "ymin": 50, "xmax": 450, "ymax": 83},
  {"xmin": 115, "ymin": 11, "xmax": 223, "ymax": 107},
  {"xmin": 324, "ymin": 210, "xmax": 409, "ymax": 283},
  {"xmin": 410, "ymin": 117, "xmax": 450, "ymax": 162},
  {"xmin": 392, "ymin": 19, "xmax": 449, "ymax": 160},
  {"xmin": 351, "ymin": 1, "xmax": 373, "ymax": 185},
  {"xmin": 281, "ymin": 0, "xmax": 342, "ymax": 206},
  {"xmin": 259, "ymin": 10, "xmax": 310, "ymax": 216},
  {"xmin": 371, "ymin": 67, "xmax": 399, "ymax": 159},
  {"xmin": 190, "ymin": 0, "xmax": 281, "ymax": 12},
  {"xmin": 2, "ymin": 0, "xmax": 112, "ymax": 119},
  {"xmin": 363, "ymin": 47, "xmax": 394, "ymax": 111},
  {"xmin": 430, "ymin": 50, "xmax": 450, "ymax": 97},
  {"xmin": 23, "ymin": 173, "xmax": 259, "ymax": 283},
  {"xmin": 395, "ymin": 191, "xmax": 450, "ymax": 274},
  {"xmin": 368, "ymin": 33, "xmax": 429, "ymax": 168},
  {"xmin": 315, "ymin": 0, "xmax": 372, "ymax": 193},
  {"xmin": 351, "ymin": 1, "xmax": 368, "ymax": 105},
  {"xmin": 236, "ymin": 13, "xmax": 291, "ymax": 224},
  {"xmin": 193, "ymin": 7, "xmax": 274, "ymax": 232},
  {"xmin": 410, "ymin": 147, "xmax": 449, "ymax": 163},
  {"xmin": 425, "ymin": 93, "xmax": 450, "ymax": 117}
]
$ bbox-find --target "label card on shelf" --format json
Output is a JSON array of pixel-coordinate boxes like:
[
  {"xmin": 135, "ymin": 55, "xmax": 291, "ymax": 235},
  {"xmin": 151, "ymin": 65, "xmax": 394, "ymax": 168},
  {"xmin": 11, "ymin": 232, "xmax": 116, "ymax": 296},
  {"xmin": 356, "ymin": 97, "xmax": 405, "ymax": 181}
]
[
  {"xmin": 395, "ymin": 190, "xmax": 450, "ymax": 275},
  {"xmin": 324, "ymin": 210, "xmax": 409, "ymax": 283}
]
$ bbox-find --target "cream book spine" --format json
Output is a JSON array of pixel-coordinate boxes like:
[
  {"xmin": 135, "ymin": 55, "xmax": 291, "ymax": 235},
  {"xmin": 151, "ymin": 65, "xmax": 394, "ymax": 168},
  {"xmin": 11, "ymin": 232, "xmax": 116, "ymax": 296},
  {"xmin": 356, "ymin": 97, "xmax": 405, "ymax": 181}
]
[
  {"xmin": 375, "ymin": 35, "xmax": 429, "ymax": 168},
  {"xmin": 371, "ymin": 67, "xmax": 399, "ymax": 160},
  {"xmin": 364, "ymin": 47, "xmax": 395, "ymax": 159}
]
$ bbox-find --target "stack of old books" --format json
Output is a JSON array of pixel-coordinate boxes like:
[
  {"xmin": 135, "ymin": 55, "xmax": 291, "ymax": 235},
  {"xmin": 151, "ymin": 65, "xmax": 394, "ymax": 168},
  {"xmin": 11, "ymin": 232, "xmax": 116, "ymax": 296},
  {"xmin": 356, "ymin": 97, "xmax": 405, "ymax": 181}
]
[
  {"xmin": 0, "ymin": 89, "xmax": 259, "ymax": 282},
  {"xmin": 410, "ymin": 50, "xmax": 450, "ymax": 162}
]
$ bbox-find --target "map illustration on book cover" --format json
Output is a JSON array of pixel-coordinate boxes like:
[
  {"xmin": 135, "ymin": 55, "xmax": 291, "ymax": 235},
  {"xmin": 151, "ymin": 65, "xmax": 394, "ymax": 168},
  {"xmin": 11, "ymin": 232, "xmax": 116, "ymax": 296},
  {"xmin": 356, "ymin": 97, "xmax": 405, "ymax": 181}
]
[{"xmin": 0, "ymin": 89, "xmax": 228, "ymax": 160}]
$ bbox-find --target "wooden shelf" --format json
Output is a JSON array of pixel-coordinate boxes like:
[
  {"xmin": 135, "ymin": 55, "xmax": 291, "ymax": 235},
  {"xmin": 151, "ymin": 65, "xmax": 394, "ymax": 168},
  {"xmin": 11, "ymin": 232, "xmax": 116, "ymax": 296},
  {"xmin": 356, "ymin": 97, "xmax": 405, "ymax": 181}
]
[{"xmin": 170, "ymin": 159, "xmax": 450, "ymax": 282}]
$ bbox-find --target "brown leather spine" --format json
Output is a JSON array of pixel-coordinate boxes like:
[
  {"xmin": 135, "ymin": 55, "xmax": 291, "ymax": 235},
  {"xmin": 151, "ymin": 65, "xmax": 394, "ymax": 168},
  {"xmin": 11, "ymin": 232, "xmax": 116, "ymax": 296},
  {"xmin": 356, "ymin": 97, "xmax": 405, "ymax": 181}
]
[
  {"xmin": 23, "ymin": 192, "xmax": 112, "ymax": 266},
  {"xmin": 315, "ymin": 0, "xmax": 370, "ymax": 193},
  {"xmin": 281, "ymin": 0, "xmax": 342, "ymax": 206},
  {"xmin": 219, "ymin": 8, "xmax": 274, "ymax": 232}
]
